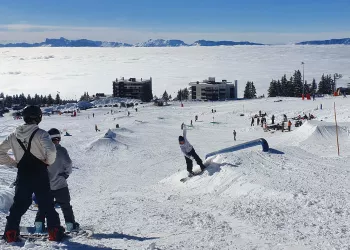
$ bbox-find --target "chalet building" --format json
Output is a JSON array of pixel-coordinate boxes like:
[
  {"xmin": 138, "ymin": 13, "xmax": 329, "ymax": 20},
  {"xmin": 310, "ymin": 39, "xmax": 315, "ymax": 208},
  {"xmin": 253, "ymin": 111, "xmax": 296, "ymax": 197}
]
[
  {"xmin": 189, "ymin": 77, "xmax": 238, "ymax": 101},
  {"xmin": 113, "ymin": 77, "xmax": 153, "ymax": 102}
]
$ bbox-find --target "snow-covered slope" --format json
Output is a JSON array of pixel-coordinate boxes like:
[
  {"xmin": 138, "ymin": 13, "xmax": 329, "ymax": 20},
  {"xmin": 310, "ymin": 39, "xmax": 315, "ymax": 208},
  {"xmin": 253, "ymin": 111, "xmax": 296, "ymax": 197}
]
[{"xmin": 0, "ymin": 96, "xmax": 350, "ymax": 249}]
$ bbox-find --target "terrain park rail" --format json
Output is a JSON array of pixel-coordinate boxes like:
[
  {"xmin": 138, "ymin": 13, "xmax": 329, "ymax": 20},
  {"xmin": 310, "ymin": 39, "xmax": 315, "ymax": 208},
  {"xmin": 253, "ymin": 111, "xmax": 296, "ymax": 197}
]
[{"xmin": 205, "ymin": 138, "xmax": 269, "ymax": 159}]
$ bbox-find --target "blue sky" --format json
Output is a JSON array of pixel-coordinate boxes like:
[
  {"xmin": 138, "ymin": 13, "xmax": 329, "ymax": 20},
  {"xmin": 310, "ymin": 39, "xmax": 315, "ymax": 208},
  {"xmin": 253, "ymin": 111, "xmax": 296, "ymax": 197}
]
[{"xmin": 0, "ymin": 0, "xmax": 350, "ymax": 44}]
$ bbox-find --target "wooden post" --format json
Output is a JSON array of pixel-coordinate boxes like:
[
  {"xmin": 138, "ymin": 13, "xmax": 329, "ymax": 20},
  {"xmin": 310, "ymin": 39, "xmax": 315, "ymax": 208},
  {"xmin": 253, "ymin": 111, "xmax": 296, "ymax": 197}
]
[{"xmin": 334, "ymin": 102, "xmax": 340, "ymax": 156}]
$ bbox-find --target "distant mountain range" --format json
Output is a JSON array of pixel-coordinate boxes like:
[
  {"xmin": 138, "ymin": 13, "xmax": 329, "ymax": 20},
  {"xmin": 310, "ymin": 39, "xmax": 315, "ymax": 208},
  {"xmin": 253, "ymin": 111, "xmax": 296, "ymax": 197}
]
[
  {"xmin": 0, "ymin": 37, "xmax": 263, "ymax": 47},
  {"xmin": 0, "ymin": 37, "xmax": 350, "ymax": 47},
  {"xmin": 295, "ymin": 38, "xmax": 350, "ymax": 45}
]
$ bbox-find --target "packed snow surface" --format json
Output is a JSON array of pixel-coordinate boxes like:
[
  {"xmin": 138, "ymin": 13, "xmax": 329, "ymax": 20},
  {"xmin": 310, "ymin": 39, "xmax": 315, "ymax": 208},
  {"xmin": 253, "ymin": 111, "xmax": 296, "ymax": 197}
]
[
  {"xmin": 1, "ymin": 46, "xmax": 350, "ymax": 98},
  {"xmin": 0, "ymin": 96, "xmax": 350, "ymax": 249}
]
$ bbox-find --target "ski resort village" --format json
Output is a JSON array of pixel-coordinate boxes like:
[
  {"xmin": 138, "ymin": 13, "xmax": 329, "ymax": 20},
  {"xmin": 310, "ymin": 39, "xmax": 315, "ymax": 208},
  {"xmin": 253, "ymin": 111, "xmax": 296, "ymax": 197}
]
[{"xmin": 1, "ymin": 45, "xmax": 350, "ymax": 250}]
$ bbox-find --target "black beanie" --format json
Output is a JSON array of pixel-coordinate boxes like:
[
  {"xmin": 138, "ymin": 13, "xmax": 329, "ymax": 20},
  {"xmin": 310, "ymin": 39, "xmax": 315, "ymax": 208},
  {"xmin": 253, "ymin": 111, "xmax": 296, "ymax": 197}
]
[{"xmin": 179, "ymin": 136, "xmax": 184, "ymax": 142}]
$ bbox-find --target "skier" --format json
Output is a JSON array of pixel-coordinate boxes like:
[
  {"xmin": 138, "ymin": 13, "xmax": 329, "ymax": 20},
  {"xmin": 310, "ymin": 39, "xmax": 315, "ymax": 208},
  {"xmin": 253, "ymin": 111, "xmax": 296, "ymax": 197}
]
[
  {"xmin": 261, "ymin": 117, "xmax": 265, "ymax": 127},
  {"xmin": 95, "ymin": 124, "xmax": 100, "ymax": 132},
  {"xmin": 179, "ymin": 125, "xmax": 206, "ymax": 177},
  {"xmin": 0, "ymin": 105, "xmax": 64, "ymax": 242},
  {"xmin": 257, "ymin": 117, "xmax": 260, "ymax": 126},
  {"xmin": 251, "ymin": 117, "xmax": 254, "ymax": 126},
  {"xmin": 190, "ymin": 120, "xmax": 193, "ymax": 126},
  {"xmin": 34, "ymin": 128, "xmax": 79, "ymax": 233},
  {"xmin": 92, "ymin": 113, "xmax": 95, "ymax": 118},
  {"xmin": 271, "ymin": 115, "xmax": 275, "ymax": 124},
  {"xmin": 288, "ymin": 120, "xmax": 292, "ymax": 132},
  {"xmin": 233, "ymin": 130, "xmax": 237, "ymax": 141}
]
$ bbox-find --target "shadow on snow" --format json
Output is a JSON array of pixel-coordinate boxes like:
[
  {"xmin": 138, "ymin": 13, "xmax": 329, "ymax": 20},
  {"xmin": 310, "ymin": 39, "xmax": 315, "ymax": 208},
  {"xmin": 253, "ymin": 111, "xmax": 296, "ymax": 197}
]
[{"xmin": 93, "ymin": 232, "xmax": 159, "ymax": 241}]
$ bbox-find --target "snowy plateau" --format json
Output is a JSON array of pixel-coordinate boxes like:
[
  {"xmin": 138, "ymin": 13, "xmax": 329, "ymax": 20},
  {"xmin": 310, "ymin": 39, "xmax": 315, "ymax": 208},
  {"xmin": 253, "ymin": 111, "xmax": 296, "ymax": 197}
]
[{"xmin": 0, "ymin": 46, "xmax": 350, "ymax": 249}]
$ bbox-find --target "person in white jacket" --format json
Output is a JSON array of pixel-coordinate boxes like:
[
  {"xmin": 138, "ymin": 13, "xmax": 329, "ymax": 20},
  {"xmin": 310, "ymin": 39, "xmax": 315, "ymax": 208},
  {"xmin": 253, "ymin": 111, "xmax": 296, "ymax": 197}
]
[
  {"xmin": 0, "ymin": 105, "xmax": 64, "ymax": 242},
  {"xmin": 34, "ymin": 128, "xmax": 79, "ymax": 233},
  {"xmin": 179, "ymin": 124, "xmax": 206, "ymax": 176}
]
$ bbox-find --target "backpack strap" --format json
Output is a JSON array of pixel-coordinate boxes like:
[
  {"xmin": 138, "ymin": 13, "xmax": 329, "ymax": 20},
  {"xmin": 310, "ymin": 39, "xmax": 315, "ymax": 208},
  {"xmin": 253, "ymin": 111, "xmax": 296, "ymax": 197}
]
[
  {"xmin": 27, "ymin": 129, "xmax": 39, "ymax": 152},
  {"xmin": 16, "ymin": 139, "xmax": 27, "ymax": 152},
  {"xmin": 16, "ymin": 128, "xmax": 39, "ymax": 153}
]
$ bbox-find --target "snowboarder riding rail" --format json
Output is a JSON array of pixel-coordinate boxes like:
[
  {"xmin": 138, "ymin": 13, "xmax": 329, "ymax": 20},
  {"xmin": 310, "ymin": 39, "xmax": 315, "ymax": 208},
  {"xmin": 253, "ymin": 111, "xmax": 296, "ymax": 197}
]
[{"xmin": 179, "ymin": 124, "xmax": 206, "ymax": 177}]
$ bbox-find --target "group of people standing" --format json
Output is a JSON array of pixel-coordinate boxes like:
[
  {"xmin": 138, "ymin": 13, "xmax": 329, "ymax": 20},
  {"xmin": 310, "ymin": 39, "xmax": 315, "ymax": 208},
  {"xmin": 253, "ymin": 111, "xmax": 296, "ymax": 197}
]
[{"xmin": 0, "ymin": 105, "xmax": 78, "ymax": 242}]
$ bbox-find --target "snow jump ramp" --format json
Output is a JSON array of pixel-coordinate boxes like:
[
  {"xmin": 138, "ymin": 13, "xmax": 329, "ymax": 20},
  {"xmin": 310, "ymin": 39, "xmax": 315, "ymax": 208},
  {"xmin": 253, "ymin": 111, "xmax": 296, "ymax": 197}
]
[{"xmin": 205, "ymin": 138, "xmax": 269, "ymax": 159}]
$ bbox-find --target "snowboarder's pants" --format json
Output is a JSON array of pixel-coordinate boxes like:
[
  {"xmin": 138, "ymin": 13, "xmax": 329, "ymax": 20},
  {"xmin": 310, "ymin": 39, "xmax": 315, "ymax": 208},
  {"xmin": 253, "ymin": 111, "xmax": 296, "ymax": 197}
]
[
  {"xmin": 185, "ymin": 148, "xmax": 205, "ymax": 173},
  {"xmin": 35, "ymin": 187, "xmax": 75, "ymax": 224},
  {"xmin": 5, "ymin": 172, "xmax": 60, "ymax": 232}
]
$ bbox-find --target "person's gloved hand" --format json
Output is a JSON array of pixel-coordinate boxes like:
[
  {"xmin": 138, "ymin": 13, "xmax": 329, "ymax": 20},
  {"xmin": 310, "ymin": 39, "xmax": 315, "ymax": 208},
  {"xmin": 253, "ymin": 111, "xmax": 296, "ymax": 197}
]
[{"xmin": 58, "ymin": 172, "xmax": 69, "ymax": 179}]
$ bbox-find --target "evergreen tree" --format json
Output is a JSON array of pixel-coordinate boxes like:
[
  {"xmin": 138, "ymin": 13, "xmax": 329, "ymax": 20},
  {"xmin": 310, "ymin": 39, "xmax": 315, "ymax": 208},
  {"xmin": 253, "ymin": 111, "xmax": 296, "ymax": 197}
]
[
  {"xmin": 318, "ymin": 74, "xmax": 333, "ymax": 94},
  {"xmin": 311, "ymin": 78, "xmax": 317, "ymax": 93},
  {"xmin": 19, "ymin": 93, "xmax": 26, "ymax": 107},
  {"xmin": 251, "ymin": 82, "xmax": 257, "ymax": 98},
  {"xmin": 293, "ymin": 70, "xmax": 303, "ymax": 97},
  {"xmin": 26, "ymin": 94, "xmax": 32, "ymax": 105},
  {"xmin": 42, "ymin": 95, "xmax": 48, "ymax": 105},
  {"xmin": 243, "ymin": 82, "xmax": 251, "ymax": 98},
  {"xmin": 244, "ymin": 81, "xmax": 257, "ymax": 99},
  {"xmin": 286, "ymin": 76, "xmax": 294, "ymax": 97},
  {"xmin": 55, "ymin": 93, "xmax": 61, "ymax": 105},
  {"xmin": 162, "ymin": 91, "xmax": 169, "ymax": 101},
  {"xmin": 169, "ymin": 94, "xmax": 172, "ymax": 100},
  {"xmin": 280, "ymin": 75, "xmax": 288, "ymax": 96},
  {"xmin": 268, "ymin": 80, "xmax": 278, "ymax": 97},
  {"xmin": 276, "ymin": 80, "xmax": 282, "ymax": 96},
  {"xmin": 182, "ymin": 88, "xmax": 189, "ymax": 100},
  {"xmin": 4, "ymin": 95, "xmax": 13, "ymax": 108},
  {"xmin": 304, "ymin": 80, "xmax": 310, "ymax": 94},
  {"xmin": 176, "ymin": 89, "xmax": 183, "ymax": 101},
  {"xmin": 47, "ymin": 94, "xmax": 54, "ymax": 106}
]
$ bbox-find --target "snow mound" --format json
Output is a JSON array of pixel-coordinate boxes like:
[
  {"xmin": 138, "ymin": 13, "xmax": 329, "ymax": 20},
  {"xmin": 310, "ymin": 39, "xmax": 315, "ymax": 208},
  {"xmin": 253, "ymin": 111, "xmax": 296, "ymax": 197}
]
[
  {"xmin": 104, "ymin": 129, "xmax": 116, "ymax": 139},
  {"xmin": 87, "ymin": 130, "xmax": 128, "ymax": 152},
  {"xmin": 296, "ymin": 121, "xmax": 350, "ymax": 156},
  {"xmin": 87, "ymin": 137, "xmax": 127, "ymax": 152},
  {"xmin": 0, "ymin": 186, "xmax": 14, "ymax": 212},
  {"xmin": 161, "ymin": 155, "xmax": 286, "ymax": 199}
]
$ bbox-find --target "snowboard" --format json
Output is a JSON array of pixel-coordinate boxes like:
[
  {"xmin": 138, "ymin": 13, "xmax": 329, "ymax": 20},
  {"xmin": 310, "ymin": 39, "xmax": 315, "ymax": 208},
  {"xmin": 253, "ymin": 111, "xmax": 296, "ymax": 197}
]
[
  {"xmin": 17, "ymin": 226, "xmax": 93, "ymax": 242},
  {"xmin": 180, "ymin": 169, "xmax": 205, "ymax": 183},
  {"xmin": 28, "ymin": 203, "xmax": 61, "ymax": 211}
]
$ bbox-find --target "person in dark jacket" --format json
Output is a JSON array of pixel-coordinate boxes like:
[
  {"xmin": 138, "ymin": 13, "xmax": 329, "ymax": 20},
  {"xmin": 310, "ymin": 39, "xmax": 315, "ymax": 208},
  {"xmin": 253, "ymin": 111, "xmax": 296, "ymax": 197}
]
[
  {"xmin": 179, "ymin": 125, "xmax": 206, "ymax": 176},
  {"xmin": 0, "ymin": 106, "xmax": 64, "ymax": 242},
  {"xmin": 34, "ymin": 128, "xmax": 79, "ymax": 233}
]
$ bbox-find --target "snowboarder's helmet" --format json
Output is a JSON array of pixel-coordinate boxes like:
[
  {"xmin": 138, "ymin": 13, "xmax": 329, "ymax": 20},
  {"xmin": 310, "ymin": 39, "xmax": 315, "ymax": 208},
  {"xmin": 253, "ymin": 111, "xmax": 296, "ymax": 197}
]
[
  {"xmin": 179, "ymin": 136, "xmax": 184, "ymax": 142},
  {"xmin": 22, "ymin": 105, "xmax": 42, "ymax": 124},
  {"xmin": 48, "ymin": 128, "xmax": 61, "ymax": 141}
]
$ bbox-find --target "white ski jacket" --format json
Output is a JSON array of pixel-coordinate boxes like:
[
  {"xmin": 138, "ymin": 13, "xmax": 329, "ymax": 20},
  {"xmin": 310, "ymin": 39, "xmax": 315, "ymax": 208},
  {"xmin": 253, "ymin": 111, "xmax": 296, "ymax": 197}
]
[
  {"xmin": 0, "ymin": 124, "xmax": 56, "ymax": 167},
  {"xmin": 180, "ymin": 127, "xmax": 193, "ymax": 158}
]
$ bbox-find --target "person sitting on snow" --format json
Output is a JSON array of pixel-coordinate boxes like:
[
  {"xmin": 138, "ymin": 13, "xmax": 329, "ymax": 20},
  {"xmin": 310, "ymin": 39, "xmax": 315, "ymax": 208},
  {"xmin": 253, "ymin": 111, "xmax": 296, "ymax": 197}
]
[
  {"xmin": 34, "ymin": 128, "xmax": 79, "ymax": 233},
  {"xmin": 179, "ymin": 124, "xmax": 206, "ymax": 177}
]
